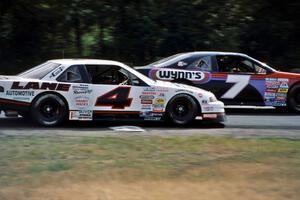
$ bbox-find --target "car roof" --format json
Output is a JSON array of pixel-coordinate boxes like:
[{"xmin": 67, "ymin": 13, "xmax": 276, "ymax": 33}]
[
  {"xmin": 177, "ymin": 51, "xmax": 248, "ymax": 57},
  {"xmin": 48, "ymin": 59, "xmax": 125, "ymax": 66}
]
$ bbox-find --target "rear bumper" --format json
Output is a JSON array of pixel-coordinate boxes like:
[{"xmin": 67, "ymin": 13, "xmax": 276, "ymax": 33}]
[{"xmin": 0, "ymin": 98, "xmax": 30, "ymax": 113}]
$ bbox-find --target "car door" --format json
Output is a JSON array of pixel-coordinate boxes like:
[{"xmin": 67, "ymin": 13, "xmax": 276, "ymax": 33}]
[
  {"xmin": 202, "ymin": 55, "xmax": 267, "ymax": 106},
  {"xmin": 85, "ymin": 64, "xmax": 154, "ymax": 119}
]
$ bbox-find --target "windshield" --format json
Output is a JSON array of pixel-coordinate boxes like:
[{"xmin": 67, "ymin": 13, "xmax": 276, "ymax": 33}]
[{"xmin": 19, "ymin": 62, "xmax": 61, "ymax": 79}]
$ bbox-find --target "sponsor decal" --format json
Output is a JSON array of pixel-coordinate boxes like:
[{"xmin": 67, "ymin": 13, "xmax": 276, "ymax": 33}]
[
  {"xmin": 266, "ymin": 78, "xmax": 277, "ymax": 82},
  {"xmin": 69, "ymin": 110, "xmax": 93, "ymax": 121},
  {"xmin": 264, "ymin": 92, "xmax": 276, "ymax": 98},
  {"xmin": 141, "ymin": 104, "xmax": 152, "ymax": 110},
  {"xmin": 158, "ymin": 93, "xmax": 165, "ymax": 97},
  {"xmin": 273, "ymin": 102, "xmax": 286, "ymax": 106},
  {"xmin": 139, "ymin": 95, "xmax": 155, "ymax": 100},
  {"xmin": 141, "ymin": 100, "xmax": 153, "ymax": 104},
  {"xmin": 144, "ymin": 116, "xmax": 161, "ymax": 121},
  {"xmin": 72, "ymin": 84, "xmax": 92, "ymax": 95},
  {"xmin": 154, "ymin": 98, "xmax": 165, "ymax": 105},
  {"xmin": 74, "ymin": 96, "xmax": 90, "ymax": 109},
  {"xmin": 203, "ymin": 106, "xmax": 214, "ymax": 111},
  {"xmin": 278, "ymin": 78, "xmax": 289, "ymax": 82},
  {"xmin": 140, "ymin": 111, "xmax": 163, "ymax": 117},
  {"xmin": 264, "ymin": 78, "xmax": 289, "ymax": 106},
  {"xmin": 11, "ymin": 82, "xmax": 70, "ymax": 91},
  {"xmin": 177, "ymin": 61, "xmax": 188, "ymax": 67},
  {"xmin": 149, "ymin": 68, "xmax": 211, "ymax": 84},
  {"xmin": 142, "ymin": 92, "xmax": 156, "ymax": 95},
  {"xmin": 202, "ymin": 100, "xmax": 208, "ymax": 104},
  {"xmin": 280, "ymin": 82, "xmax": 289, "ymax": 88},
  {"xmin": 0, "ymin": 86, "xmax": 4, "ymax": 93},
  {"xmin": 49, "ymin": 66, "xmax": 64, "ymax": 78},
  {"xmin": 152, "ymin": 103, "xmax": 164, "ymax": 112},
  {"xmin": 143, "ymin": 87, "xmax": 156, "ymax": 92},
  {"xmin": 156, "ymin": 88, "xmax": 169, "ymax": 93},
  {"xmin": 276, "ymin": 93, "xmax": 287, "ymax": 97},
  {"xmin": 203, "ymin": 114, "xmax": 217, "ymax": 119},
  {"xmin": 277, "ymin": 88, "xmax": 288, "ymax": 93},
  {"xmin": 6, "ymin": 90, "xmax": 35, "ymax": 96},
  {"xmin": 265, "ymin": 88, "xmax": 277, "ymax": 93}
]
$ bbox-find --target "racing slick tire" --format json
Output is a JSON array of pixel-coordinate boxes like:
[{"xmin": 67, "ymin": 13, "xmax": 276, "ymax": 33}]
[
  {"xmin": 30, "ymin": 93, "xmax": 68, "ymax": 126},
  {"xmin": 287, "ymin": 84, "xmax": 300, "ymax": 112},
  {"xmin": 166, "ymin": 94, "xmax": 198, "ymax": 125}
]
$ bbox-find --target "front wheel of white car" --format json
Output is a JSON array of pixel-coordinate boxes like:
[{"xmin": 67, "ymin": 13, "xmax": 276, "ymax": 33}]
[
  {"xmin": 166, "ymin": 94, "xmax": 198, "ymax": 125},
  {"xmin": 30, "ymin": 94, "xmax": 68, "ymax": 126}
]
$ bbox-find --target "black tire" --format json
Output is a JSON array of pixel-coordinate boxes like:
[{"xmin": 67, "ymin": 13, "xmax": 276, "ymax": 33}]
[
  {"xmin": 166, "ymin": 94, "xmax": 198, "ymax": 125},
  {"xmin": 30, "ymin": 94, "xmax": 68, "ymax": 126},
  {"xmin": 287, "ymin": 84, "xmax": 300, "ymax": 112}
]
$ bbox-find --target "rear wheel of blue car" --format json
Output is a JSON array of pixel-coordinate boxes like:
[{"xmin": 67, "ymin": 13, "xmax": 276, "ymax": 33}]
[
  {"xmin": 288, "ymin": 84, "xmax": 300, "ymax": 112},
  {"xmin": 167, "ymin": 94, "xmax": 198, "ymax": 125},
  {"xmin": 31, "ymin": 94, "xmax": 68, "ymax": 126}
]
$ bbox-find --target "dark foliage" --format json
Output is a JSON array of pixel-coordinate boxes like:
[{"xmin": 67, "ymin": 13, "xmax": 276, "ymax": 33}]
[{"xmin": 0, "ymin": 0, "xmax": 299, "ymax": 74}]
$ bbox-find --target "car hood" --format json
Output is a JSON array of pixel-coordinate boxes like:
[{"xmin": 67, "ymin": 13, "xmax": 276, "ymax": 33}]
[{"xmin": 273, "ymin": 71, "xmax": 300, "ymax": 79}]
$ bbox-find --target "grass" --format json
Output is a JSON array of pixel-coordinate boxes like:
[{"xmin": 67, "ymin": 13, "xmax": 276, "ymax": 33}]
[{"xmin": 0, "ymin": 135, "xmax": 300, "ymax": 199}]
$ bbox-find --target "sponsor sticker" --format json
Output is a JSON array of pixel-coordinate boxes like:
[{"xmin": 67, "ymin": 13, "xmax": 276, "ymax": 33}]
[
  {"xmin": 203, "ymin": 114, "xmax": 217, "ymax": 119},
  {"xmin": 154, "ymin": 98, "xmax": 165, "ymax": 105},
  {"xmin": 49, "ymin": 66, "xmax": 64, "ymax": 78},
  {"xmin": 277, "ymin": 88, "xmax": 288, "ymax": 93},
  {"xmin": 149, "ymin": 68, "xmax": 211, "ymax": 84},
  {"xmin": 141, "ymin": 104, "xmax": 152, "ymax": 110},
  {"xmin": 72, "ymin": 84, "xmax": 92, "ymax": 95},
  {"xmin": 74, "ymin": 96, "xmax": 90, "ymax": 109},
  {"xmin": 264, "ymin": 78, "xmax": 289, "ymax": 106},
  {"xmin": 141, "ymin": 100, "xmax": 153, "ymax": 104},
  {"xmin": 6, "ymin": 90, "xmax": 35, "ymax": 97},
  {"xmin": 69, "ymin": 110, "xmax": 93, "ymax": 121},
  {"xmin": 139, "ymin": 95, "xmax": 155, "ymax": 100},
  {"xmin": 11, "ymin": 82, "xmax": 70, "ymax": 91},
  {"xmin": 144, "ymin": 116, "xmax": 161, "ymax": 121}
]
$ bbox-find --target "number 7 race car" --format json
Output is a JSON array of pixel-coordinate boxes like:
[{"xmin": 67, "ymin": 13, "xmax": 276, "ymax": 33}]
[
  {"xmin": 135, "ymin": 52, "xmax": 300, "ymax": 112},
  {"xmin": 0, "ymin": 59, "xmax": 225, "ymax": 126}
]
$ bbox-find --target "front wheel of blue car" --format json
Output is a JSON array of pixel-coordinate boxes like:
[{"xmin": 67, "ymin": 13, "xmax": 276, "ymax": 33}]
[
  {"xmin": 166, "ymin": 94, "xmax": 198, "ymax": 125},
  {"xmin": 31, "ymin": 94, "xmax": 68, "ymax": 126}
]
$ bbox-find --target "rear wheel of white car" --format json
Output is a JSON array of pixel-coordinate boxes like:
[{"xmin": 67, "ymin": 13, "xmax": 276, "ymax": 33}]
[
  {"xmin": 31, "ymin": 94, "xmax": 67, "ymax": 126},
  {"xmin": 166, "ymin": 94, "xmax": 198, "ymax": 125},
  {"xmin": 288, "ymin": 84, "xmax": 300, "ymax": 112}
]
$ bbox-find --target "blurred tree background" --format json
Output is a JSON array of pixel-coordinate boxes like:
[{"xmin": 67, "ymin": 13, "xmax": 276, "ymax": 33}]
[{"xmin": 0, "ymin": 0, "xmax": 300, "ymax": 74}]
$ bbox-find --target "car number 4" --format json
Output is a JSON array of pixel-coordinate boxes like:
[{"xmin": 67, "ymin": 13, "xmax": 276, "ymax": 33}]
[
  {"xmin": 95, "ymin": 87, "xmax": 133, "ymax": 109},
  {"xmin": 221, "ymin": 75, "xmax": 251, "ymax": 99}
]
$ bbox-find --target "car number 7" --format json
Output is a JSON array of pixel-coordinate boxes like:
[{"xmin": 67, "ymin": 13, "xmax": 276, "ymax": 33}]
[{"xmin": 221, "ymin": 75, "xmax": 251, "ymax": 99}]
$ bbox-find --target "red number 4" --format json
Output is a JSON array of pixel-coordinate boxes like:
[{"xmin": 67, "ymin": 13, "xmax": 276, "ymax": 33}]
[{"xmin": 95, "ymin": 87, "xmax": 133, "ymax": 109}]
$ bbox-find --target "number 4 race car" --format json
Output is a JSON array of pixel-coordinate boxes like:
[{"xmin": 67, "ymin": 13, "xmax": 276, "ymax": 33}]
[
  {"xmin": 0, "ymin": 59, "xmax": 225, "ymax": 126},
  {"xmin": 135, "ymin": 52, "xmax": 300, "ymax": 112}
]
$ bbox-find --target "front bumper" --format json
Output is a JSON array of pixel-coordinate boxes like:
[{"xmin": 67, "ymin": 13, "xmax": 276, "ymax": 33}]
[{"xmin": 197, "ymin": 112, "xmax": 226, "ymax": 123}]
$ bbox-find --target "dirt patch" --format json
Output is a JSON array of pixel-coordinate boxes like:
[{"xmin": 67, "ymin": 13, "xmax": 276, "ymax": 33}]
[{"xmin": 1, "ymin": 178, "xmax": 300, "ymax": 200}]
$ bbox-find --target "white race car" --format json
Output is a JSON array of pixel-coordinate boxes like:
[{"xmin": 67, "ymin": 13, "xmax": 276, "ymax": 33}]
[{"xmin": 0, "ymin": 59, "xmax": 226, "ymax": 126}]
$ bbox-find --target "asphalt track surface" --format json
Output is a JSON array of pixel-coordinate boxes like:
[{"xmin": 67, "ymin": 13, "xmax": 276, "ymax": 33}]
[{"xmin": 0, "ymin": 109, "xmax": 299, "ymax": 139}]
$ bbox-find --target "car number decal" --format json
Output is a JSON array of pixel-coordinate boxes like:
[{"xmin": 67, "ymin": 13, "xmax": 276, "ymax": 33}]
[
  {"xmin": 221, "ymin": 75, "xmax": 251, "ymax": 99},
  {"xmin": 95, "ymin": 87, "xmax": 133, "ymax": 109}
]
